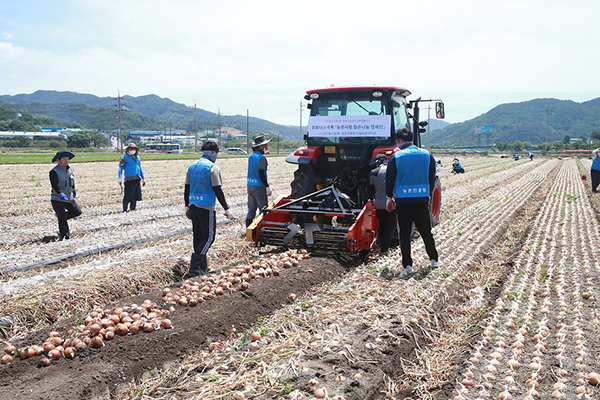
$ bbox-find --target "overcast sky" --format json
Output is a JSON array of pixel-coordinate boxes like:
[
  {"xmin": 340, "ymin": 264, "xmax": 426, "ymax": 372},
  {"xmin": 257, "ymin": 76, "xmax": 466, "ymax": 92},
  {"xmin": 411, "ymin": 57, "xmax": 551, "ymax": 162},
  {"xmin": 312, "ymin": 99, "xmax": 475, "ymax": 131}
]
[{"xmin": 1, "ymin": 0, "xmax": 598, "ymax": 127}]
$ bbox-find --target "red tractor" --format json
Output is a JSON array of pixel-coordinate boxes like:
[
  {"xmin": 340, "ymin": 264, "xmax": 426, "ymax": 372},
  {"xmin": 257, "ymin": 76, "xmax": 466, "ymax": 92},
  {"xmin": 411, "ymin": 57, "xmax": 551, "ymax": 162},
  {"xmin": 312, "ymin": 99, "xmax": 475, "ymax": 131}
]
[{"xmin": 247, "ymin": 85, "xmax": 444, "ymax": 254}]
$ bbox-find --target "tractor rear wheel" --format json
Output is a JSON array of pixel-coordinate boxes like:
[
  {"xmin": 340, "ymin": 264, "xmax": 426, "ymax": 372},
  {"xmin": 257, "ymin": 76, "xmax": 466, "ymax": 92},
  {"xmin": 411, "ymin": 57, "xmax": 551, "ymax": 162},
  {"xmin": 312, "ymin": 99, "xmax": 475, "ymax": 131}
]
[
  {"xmin": 429, "ymin": 176, "xmax": 442, "ymax": 226},
  {"xmin": 290, "ymin": 164, "xmax": 319, "ymax": 199}
]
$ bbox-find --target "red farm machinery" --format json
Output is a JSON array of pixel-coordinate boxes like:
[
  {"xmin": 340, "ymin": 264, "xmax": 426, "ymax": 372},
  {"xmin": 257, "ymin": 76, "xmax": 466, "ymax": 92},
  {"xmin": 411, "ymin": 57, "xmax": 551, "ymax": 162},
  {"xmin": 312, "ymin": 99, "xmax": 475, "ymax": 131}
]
[{"xmin": 247, "ymin": 85, "xmax": 445, "ymax": 254}]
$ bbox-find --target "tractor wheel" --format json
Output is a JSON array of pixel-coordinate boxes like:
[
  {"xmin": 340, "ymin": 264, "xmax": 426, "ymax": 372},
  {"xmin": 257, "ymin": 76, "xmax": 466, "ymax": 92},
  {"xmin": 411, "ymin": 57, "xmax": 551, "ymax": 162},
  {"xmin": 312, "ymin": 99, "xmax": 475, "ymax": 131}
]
[
  {"xmin": 290, "ymin": 164, "xmax": 320, "ymax": 199},
  {"xmin": 429, "ymin": 176, "xmax": 442, "ymax": 227}
]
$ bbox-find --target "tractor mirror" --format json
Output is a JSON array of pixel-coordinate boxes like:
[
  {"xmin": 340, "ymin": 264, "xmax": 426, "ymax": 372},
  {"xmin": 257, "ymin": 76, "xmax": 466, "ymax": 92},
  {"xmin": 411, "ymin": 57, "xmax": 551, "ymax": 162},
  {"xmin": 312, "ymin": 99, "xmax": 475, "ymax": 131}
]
[
  {"xmin": 419, "ymin": 121, "xmax": 428, "ymax": 127},
  {"xmin": 435, "ymin": 102, "xmax": 445, "ymax": 119}
]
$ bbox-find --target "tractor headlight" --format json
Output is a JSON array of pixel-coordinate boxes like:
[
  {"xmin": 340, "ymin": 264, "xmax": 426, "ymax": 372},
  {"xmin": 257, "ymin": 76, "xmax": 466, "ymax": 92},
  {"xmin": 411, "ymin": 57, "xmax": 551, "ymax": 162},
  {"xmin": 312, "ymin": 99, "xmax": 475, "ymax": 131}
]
[
  {"xmin": 372, "ymin": 91, "xmax": 383, "ymax": 98},
  {"xmin": 309, "ymin": 93, "xmax": 319, "ymax": 99}
]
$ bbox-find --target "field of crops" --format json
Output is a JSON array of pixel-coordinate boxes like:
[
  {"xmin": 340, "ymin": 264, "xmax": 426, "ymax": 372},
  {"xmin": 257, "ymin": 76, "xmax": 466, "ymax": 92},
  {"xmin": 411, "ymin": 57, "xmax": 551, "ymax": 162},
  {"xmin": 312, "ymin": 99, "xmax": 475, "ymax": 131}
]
[{"xmin": 1, "ymin": 154, "xmax": 599, "ymax": 400}]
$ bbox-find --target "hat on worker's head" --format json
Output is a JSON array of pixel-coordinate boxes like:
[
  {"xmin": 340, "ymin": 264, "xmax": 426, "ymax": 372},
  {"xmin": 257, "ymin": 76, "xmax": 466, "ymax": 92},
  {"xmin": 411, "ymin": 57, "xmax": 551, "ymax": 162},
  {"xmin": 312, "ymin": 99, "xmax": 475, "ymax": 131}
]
[
  {"xmin": 52, "ymin": 151, "xmax": 75, "ymax": 162},
  {"xmin": 251, "ymin": 135, "xmax": 271, "ymax": 149},
  {"xmin": 126, "ymin": 143, "xmax": 139, "ymax": 151},
  {"xmin": 374, "ymin": 154, "xmax": 388, "ymax": 166}
]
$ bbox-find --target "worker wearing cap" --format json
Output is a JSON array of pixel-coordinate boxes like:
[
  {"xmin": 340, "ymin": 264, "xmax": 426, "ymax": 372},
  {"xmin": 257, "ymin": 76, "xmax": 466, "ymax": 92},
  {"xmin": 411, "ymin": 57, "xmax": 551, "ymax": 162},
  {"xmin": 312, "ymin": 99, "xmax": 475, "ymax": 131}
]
[
  {"xmin": 386, "ymin": 128, "xmax": 440, "ymax": 279},
  {"xmin": 246, "ymin": 135, "xmax": 272, "ymax": 227},
  {"xmin": 49, "ymin": 151, "xmax": 82, "ymax": 240},
  {"xmin": 452, "ymin": 158, "xmax": 465, "ymax": 174},
  {"xmin": 592, "ymin": 147, "xmax": 600, "ymax": 193},
  {"xmin": 184, "ymin": 140, "xmax": 235, "ymax": 277},
  {"xmin": 368, "ymin": 154, "xmax": 396, "ymax": 256},
  {"xmin": 118, "ymin": 143, "xmax": 145, "ymax": 212}
]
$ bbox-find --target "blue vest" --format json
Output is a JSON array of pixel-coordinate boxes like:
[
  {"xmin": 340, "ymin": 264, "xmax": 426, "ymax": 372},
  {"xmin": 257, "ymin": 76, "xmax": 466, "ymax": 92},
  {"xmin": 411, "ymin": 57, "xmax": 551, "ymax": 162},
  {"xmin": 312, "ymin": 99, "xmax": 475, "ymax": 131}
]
[
  {"xmin": 188, "ymin": 158, "xmax": 216, "ymax": 207},
  {"xmin": 393, "ymin": 145, "xmax": 431, "ymax": 199},
  {"xmin": 247, "ymin": 151, "xmax": 267, "ymax": 186},
  {"xmin": 123, "ymin": 154, "xmax": 142, "ymax": 178},
  {"xmin": 593, "ymin": 154, "xmax": 600, "ymax": 171}
]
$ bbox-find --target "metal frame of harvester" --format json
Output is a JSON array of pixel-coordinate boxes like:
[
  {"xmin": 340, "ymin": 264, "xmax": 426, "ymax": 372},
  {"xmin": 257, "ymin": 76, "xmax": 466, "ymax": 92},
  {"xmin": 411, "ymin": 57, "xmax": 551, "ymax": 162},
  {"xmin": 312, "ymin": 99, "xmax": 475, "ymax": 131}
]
[{"xmin": 247, "ymin": 85, "xmax": 445, "ymax": 255}]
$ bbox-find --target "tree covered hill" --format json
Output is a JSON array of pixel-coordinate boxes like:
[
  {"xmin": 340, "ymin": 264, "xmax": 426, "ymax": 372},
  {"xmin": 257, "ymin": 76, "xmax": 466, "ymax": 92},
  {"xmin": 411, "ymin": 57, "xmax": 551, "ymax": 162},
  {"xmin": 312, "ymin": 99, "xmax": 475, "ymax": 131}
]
[
  {"xmin": 430, "ymin": 98, "xmax": 600, "ymax": 147},
  {"xmin": 0, "ymin": 90, "xmax": 303, "ymax": 140}
]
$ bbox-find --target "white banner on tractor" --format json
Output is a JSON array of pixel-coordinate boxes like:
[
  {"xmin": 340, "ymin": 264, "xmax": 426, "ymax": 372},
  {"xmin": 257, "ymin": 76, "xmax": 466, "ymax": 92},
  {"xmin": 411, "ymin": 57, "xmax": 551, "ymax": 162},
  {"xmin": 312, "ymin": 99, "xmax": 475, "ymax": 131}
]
[{"xmin": 308, "ymin": 115, "xmax": 391, "ymax": 137}]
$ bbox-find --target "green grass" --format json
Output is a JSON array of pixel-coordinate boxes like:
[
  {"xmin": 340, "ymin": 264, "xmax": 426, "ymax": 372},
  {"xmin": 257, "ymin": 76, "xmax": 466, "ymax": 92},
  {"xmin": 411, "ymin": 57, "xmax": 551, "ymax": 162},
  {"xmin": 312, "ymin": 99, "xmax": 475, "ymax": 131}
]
[
  {"xmin": 0, "ymin": 151, "xmax": 288, "ymax": 164},
  {"xmin": 0, "ymin": 151, "xmax": 200, "ymax": 164}
]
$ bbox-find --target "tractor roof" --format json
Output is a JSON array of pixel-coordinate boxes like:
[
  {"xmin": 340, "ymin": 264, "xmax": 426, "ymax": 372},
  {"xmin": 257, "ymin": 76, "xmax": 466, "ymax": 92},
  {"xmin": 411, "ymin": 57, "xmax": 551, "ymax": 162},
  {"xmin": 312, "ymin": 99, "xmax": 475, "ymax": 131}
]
[{"xmin": 306, "ymin": 85, "xmax": 411, "ymax": 97}]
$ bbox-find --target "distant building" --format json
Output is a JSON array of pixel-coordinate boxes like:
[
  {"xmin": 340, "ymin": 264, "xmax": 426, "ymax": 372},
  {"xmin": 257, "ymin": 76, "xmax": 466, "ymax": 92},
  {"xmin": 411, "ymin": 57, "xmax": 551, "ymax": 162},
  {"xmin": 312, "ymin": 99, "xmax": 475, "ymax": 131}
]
[
  {"xmin": 0, "ymin": 131, "xmax": 67, "ymax": 140},
  {"xmin": 128, "ymin": 130, "xmax": 187, "ymax": 141}
]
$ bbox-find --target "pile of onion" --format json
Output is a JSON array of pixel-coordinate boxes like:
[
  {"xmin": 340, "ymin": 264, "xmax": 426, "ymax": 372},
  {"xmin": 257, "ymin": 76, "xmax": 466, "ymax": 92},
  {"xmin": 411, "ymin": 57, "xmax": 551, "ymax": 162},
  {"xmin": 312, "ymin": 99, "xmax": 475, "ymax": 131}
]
[
  {"xmin": 163, "ymin": 249, "xmax": 309, "ymax": 307},
  {"xmin": 1, "ymin": 301, "xmax": 174, "ymax": 366}
]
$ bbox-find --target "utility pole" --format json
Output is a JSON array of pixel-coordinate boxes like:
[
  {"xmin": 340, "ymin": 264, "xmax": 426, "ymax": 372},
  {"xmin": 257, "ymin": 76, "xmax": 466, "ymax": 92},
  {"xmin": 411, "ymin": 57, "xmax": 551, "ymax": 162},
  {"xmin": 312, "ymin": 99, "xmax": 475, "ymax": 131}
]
[
  {"xmin": 427, "ymin": 103, "xmax": 431, "ymax": 150},
  {"xmin": 299, "ymin": 102, "xmax": 304, "ymax": 140},
  {"xmin": 246, "ymin": 109, "xmax": 249, "ymax": 153},
  {"xmin": 193, "ymin": 100, "xmax": 197, "ymax": 153},
  {"xmin": 115, "ymin": 91, "xmax": 125, "ymax": 153},
  {"xmin": 217, "ymin": 108, "xmax": 222, "ymax": 150},
  {"xmin": 545, "ymin": 107, "xmax": 550, "ymax": 153}
]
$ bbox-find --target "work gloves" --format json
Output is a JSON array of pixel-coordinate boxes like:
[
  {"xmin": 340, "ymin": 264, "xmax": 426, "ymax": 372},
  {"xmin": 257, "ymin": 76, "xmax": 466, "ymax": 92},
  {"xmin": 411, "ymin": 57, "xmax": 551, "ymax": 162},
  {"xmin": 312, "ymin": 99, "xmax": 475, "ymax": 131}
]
[
  {"xmin": 266, "ymin": 187, "xmax": 273, "ymax": 197},
  {"xmin": 225, "ymin": 209, "xmax": 235, "ymax": 220},
  {"xmin": 386, "ymin": 197, "xmax": 395, "ymax": 213},
  {"xmin": 60, "ymin": 193, "xmax": 68, "ymax": 201}
]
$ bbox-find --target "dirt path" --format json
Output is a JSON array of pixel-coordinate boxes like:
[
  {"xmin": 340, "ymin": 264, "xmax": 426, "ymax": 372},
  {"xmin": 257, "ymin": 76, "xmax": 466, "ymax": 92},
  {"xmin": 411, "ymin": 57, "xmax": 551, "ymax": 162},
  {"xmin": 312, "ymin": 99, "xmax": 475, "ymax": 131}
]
[{"xmin": 0, "ymin": 254, "xmax": 349, "ymax": 400}]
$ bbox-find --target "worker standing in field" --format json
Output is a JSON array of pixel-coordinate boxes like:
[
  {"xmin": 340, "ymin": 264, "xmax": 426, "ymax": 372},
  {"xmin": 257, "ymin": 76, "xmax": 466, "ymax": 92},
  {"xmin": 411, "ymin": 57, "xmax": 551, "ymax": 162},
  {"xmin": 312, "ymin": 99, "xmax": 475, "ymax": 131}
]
[
  {"xmin": 245, "ymin": 135, "xmax": 272, "ymax": 227},
  {"xmin": 368, "ymin": 154, "xmax": 397, "ymax": 256},
  {"xmin": 591, "ymin": 146, "xmax": 600, "ymax": 193},
  {"xmin": 118, "ymin": 143, "xmax": 145, "ymax": 212},
  {"xmin": 184, "ymin": 140, "xmax": 235, "ymax": 277},
  {"xmin": 49, "ymin": 151, "xmax": 82, "ymax": 240},
  {"xmin": 386, "ymin": 128, "xmax": 440, "ymax": 279}
]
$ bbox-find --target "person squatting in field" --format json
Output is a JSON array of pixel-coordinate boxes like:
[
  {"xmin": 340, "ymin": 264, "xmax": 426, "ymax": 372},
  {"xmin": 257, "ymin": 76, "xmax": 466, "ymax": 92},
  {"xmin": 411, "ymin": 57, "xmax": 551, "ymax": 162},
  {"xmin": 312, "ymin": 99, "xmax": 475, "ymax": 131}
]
[
  {"xmin": 118, "ymin": 143, "xmax": 145, "ymax": 212},
  {"xmin": 49, "ymin": 151, "xmax": 82, "ymax": 240},
  {"xmin": 184, "ymin": 140, "xmax": 235, "ymax": 277},
  {"xmin": 368, "ymin": 154, "xmax": 397, "ymax": 256},
  {"xmin": 452, "ymin": 157, "xmax": 465, "ymax": 173},
  {"xmin": 386, "ymin": 128, "xmax": 440, "ymax": 279},
  {"xmin": 245, "ymin": 135, "xmax": 273, "ymax": 228},
  {"xmin": 591, "ymin": 146, "xmax": 600, "ymax": 193}
]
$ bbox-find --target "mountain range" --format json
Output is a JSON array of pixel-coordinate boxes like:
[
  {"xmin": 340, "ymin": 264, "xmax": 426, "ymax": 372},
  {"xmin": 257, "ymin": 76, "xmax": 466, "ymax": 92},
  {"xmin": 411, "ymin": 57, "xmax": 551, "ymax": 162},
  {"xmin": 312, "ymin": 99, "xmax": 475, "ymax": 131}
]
[
  {"xmin": 0, "ymin": 90, "xmax": 304, "ymax": 141},
  {"xmin": 1, "ymin": 91, "xmax": 598, "ymax": 146},
  {"xmin": 428, "ymin": 97, "xmax": 600, "ymax": 147}
]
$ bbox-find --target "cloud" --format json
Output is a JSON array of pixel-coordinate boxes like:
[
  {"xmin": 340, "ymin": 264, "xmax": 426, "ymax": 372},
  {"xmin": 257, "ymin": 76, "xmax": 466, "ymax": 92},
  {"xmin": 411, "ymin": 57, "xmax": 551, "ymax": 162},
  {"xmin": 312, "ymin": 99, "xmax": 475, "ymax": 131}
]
[{"xmin": 1, "ymin": 0, "xmax": 600, "ymax": 126}]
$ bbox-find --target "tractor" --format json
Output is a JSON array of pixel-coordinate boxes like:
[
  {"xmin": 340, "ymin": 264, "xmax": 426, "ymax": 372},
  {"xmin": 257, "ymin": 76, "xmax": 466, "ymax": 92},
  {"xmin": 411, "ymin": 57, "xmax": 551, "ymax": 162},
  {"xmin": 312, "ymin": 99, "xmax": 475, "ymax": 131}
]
[{"xmin": 247, "ymin": 85, "xmax": 445, "ymax": 254}]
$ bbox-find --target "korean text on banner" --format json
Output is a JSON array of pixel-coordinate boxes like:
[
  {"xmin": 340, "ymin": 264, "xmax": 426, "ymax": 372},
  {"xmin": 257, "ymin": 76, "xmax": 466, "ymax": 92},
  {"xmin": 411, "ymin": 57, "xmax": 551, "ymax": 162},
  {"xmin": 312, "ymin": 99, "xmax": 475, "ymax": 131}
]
[{"xmin": 308, "ymin": 115, "xmax": 391, "ymax": 137}]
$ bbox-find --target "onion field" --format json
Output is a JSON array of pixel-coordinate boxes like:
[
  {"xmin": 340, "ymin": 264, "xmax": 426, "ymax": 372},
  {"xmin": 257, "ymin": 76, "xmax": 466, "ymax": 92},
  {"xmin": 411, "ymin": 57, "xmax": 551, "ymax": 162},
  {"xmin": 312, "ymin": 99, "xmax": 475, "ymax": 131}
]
[{"xmin": 1, "ymin": 154, "xmax": 599, "ymax": 400}]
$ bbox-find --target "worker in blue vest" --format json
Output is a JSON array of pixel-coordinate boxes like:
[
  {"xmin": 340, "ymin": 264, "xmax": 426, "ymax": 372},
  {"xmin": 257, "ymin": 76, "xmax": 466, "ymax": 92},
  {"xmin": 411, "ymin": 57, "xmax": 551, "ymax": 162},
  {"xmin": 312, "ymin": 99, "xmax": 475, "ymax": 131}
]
[
  {"xmin": 386, "ymin": 128, "xmax": 440, "ymax": 279},
  {"xmin": 592, "ymin": 147, "xmax": 600, "ymax": 193},
  {"xmin": 49, "ymin": 151, "xmax": 82, "ymax": 240},
  {"xmin": 184, "ymin": 140, "xmax": 235, "ymax": 277},
  {"xmin": 246, "ymin": 135, "xmax": 272, "ymax": 227},
  {"xmin": 118, "ymin": 143, "xmax": 145, "ymax": 212}
]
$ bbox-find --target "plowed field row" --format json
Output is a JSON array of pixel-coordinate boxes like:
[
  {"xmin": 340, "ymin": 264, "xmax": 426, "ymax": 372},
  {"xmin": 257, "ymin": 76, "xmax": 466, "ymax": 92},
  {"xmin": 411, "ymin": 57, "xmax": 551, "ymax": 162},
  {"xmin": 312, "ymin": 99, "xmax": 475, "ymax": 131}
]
[
  {"xmin": 4, "ymin": 156, "xmax": 598, "ymax": 400},
  {"xmin": 453, "ymin": 159, "xmax": 600, "ymax": 400},
  {"xmin": 117, "ymin": 159, "xmax": 588, "ymax": 399}
]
